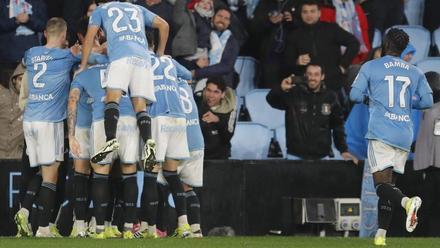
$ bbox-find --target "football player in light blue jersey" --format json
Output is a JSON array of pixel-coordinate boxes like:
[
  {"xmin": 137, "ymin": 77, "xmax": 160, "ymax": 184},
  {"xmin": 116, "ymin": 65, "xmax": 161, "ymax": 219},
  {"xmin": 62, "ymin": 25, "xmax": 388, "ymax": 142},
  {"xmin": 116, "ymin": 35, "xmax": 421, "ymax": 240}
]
[
  {"xmin": 350, "ymin": 28, "xmax": 433, "ymax": 246},
  {"xmin": 78, "ymin": 0, "xmax": 170, "ymax": 170},
  {"xmin": 69, "ymin": 61, "xmax": 142, "ymax": 239},
  {"xmin": 138, "ymin": 40, "xmax": 191, "ymax": 237},
  {"xmin": 177, "ymin": 78, "xmax": 205, "ymax": 237},
  {"xmin": 16, "ymin": 18, "xmax": 80, "ymax": 238}
]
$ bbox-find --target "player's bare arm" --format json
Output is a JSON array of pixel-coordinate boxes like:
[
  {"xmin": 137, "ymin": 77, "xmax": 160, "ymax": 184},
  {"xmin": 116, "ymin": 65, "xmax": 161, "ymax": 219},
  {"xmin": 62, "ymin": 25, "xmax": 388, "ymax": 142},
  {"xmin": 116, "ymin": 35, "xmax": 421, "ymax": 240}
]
[
  {"xmin": 68, "ymin": 88, "xmax": 81, "ymax": 157},
  {"xmin": 78, "ymin": 25, "xmax": 100, "ymax": 72},
  {"xmin": 152, "ymin": 16, "xmax": 169, "ymax": 56}
]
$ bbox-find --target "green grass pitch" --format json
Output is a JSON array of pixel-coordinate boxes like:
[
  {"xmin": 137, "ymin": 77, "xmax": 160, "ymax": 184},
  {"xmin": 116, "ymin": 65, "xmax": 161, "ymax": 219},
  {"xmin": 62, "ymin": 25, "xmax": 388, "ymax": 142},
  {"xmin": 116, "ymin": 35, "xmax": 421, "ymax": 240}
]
[{"xmin": 1, "ymin": 237, "xmax": 440, "ymax": 248}]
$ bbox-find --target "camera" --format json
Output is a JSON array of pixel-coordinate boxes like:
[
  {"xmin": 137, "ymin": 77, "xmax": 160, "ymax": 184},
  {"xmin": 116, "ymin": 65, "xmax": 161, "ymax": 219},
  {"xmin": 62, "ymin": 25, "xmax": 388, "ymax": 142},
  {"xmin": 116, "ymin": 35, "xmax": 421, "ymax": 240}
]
[{"xmin": 290, "ymin": 75, "xmax": 305, "ymax": 85}]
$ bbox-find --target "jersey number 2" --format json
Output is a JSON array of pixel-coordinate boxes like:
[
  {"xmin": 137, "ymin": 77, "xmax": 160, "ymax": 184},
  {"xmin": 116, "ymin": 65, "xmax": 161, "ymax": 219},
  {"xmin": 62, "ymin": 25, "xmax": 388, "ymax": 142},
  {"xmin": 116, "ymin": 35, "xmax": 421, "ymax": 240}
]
[
  {"xmin": 33, "ymin": 62, "xmax": 47, "ymax": 88},
  {"xmin": 385, "ymin": 75, "xmax": 411, "ymax": 108}
]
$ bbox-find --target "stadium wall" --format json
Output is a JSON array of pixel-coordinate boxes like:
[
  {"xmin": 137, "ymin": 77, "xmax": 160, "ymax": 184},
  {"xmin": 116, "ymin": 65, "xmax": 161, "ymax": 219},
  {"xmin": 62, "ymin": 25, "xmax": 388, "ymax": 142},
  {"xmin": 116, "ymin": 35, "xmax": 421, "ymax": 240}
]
[{"xmin": 0, "ymin": 160, "xmax": 437, "ymax": 237}]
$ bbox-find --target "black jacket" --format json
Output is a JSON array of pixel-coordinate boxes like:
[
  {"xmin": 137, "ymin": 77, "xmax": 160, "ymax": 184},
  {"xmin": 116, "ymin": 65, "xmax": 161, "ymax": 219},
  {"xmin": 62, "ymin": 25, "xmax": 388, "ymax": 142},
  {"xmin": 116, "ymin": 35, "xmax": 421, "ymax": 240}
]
[
  {"xmin": 283, "ymin": 21, "xmax": 359, "ymax": 90},
  {"xmin": 266, "ymin": 82, "xmax": 348, "ymax": 159},
  {"xmin": 195, "ymin": 88, "xmax": 237, "ymax": 159}
]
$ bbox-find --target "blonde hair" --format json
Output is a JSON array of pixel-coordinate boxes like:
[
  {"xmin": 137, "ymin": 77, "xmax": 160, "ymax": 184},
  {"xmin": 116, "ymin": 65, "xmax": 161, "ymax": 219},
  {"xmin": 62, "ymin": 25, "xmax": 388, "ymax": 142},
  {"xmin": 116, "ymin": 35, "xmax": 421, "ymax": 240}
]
[{"xmin": 45, "ymin": 17, "xmax": 67, "ymax": 38}]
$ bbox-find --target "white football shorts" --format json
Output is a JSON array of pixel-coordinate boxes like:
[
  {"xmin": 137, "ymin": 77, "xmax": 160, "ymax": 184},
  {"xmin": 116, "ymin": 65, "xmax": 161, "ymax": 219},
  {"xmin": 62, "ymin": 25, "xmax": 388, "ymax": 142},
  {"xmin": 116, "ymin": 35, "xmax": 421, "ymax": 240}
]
[
  {"xmin": 144, "ymin": 116, "xmax": 190, "ymax": 162},
  {"xmin": 157, "ymin": 149, "xmax": 204, "ymax": 187},
  {"xmin": 23, "ymin": 121, "xmax": 64, "ymax": 167},
  {"xmin": 368, "ymin": 139, "xmax": 409, "ymax": 174},
  {"xmin": 91, "ymin": 116, "xmax": 139, "ymax": 165},
  {"xmin": 105, "ymin": 56, "xmax": 156, "ymax": 103},
  {"xmin": 71, "ymin": 126, "xmax": 91, "ymax": 160}
]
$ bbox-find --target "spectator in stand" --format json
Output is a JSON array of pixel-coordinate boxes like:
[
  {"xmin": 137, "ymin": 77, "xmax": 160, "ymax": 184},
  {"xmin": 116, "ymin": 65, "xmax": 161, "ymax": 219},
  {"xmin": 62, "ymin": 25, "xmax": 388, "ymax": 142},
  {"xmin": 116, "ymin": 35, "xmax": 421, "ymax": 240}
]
[
  {"xmin": 283, "ymin": 0, "xmax": 359, "ymax": 93},
  {"xmin": 359, "ymin": 0, "xmax": 406, "ymax": 41},
  {"xmin": 172, "ymin": 0, "xmax": 214, "ymax": 69},
  {"xmin": 320, "ymin": 0, "xmax": 371, "ymax": 64},
  {"xmin": 0, "ymin": 0, "xmax": 47, "ymax": 89},
  {"xmin": 195, "ymin": 77, "xmax": 237, "ymax": 159},
  {"xmin": 267, "ymin": 63, "xmax": 358, "ymax": 163},
  {"xmin": 0, "ymin": 63, "xmax": 25, "ymax": 159},
  {"xmin": 214, "ymin": 0, "xmax": 249, "ymax": 49},
  {"xmin": 250, "ymin": 0, "xmax": 298, "ymax": 89},
  {"xmin": 192, "ymin": 7, "xmax": 240, "ymax": 88},
  {"xmin": 136, "ymin": 0, "xmax": 174, "ymax": 55}
]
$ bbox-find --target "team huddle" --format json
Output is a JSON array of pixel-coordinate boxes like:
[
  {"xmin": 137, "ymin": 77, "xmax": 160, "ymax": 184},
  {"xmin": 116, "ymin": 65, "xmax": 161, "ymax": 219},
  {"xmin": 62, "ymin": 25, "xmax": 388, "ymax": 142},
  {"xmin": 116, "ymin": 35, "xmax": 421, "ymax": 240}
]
[{"xmin": 15, "ymin": 0, "xmax": 203, "ymax": 239}]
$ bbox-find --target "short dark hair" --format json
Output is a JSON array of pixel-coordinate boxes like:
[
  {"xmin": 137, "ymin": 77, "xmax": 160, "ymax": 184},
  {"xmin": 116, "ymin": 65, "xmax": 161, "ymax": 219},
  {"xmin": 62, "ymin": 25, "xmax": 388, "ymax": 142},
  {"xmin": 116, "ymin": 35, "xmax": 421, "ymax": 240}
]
[
  {"xmin": 77, "ymin": 16, "xmax": 89, "ymax": 37},
  {"xmin": 383, "ymin": 28, "xmax": 410, "ymax": 55},
  {"xmin": 306, "ymin": 62, "xmax": 325, "ymax": 75},
  {"xmin": 300, "ymin": 0, "xmax": 321, "ymax": 11},
  {"xmin": 215, "ymin": 6, "xmax": 232, "ymax": 16},
  {"xmin": 95, "ymin": 0, "xmax": 109, "ymax": 4},
  {"xmin": 206, "ymin": 77, "xmax": 227, "ymax": 92}
]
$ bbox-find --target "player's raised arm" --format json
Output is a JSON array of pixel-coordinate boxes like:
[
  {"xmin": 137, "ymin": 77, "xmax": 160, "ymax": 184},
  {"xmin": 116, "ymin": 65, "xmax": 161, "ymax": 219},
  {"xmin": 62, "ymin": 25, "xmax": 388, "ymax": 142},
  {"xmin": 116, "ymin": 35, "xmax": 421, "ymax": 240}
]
[
  {"xmin": 79, "ymin": 25, "xmax": 100, "ymax": 72},
  {"xmin": 152, "ymin": 16, "xmax": 169, "ymax": 56},
  {"xmin": 79, "ymin": 7, "xmax": 102, "ymax": 72}
]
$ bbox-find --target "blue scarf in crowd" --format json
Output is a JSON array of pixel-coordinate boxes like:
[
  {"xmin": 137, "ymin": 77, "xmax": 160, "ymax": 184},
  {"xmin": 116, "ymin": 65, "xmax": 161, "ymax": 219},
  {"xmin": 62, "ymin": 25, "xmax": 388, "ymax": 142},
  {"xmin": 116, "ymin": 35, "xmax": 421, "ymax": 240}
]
[
  {"xmin": 209, "ymin": 30, "xmax": 232, "ymax": 65},
  {"xmin": 333, "ymin": 0, "xmax": 367, "ymax": 53}
]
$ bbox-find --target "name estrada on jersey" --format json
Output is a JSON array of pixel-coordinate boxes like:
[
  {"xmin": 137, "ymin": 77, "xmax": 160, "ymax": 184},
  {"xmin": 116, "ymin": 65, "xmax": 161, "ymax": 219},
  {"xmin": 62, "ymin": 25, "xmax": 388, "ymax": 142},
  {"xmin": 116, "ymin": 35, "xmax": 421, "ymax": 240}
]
[
  {"xmin": 351, "ymin": 55, "xmax": 432, "ymax": 151},
  {"xmin": 24, "ymin": 46, "xmax": 79, "ymax": 122},
  {"xmin": 89, "ymin": 1, "xmax": 157, "ymax": 62}
]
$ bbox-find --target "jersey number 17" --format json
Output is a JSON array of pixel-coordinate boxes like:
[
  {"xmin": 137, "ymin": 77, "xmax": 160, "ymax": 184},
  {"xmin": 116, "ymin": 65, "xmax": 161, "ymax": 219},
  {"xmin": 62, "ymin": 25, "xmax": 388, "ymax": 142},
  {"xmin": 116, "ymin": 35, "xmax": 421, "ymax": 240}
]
[{"xmin": 385, "ymin": 75, "xmax": 411, "ymax": 108}]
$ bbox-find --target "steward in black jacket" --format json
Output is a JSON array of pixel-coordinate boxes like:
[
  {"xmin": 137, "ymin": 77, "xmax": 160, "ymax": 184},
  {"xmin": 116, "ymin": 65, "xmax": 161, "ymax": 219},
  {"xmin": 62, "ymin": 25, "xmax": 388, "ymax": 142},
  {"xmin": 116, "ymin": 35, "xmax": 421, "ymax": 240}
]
[{"xmin": 267, "ymin": 63, "xmax": 357, "ymax": 162}]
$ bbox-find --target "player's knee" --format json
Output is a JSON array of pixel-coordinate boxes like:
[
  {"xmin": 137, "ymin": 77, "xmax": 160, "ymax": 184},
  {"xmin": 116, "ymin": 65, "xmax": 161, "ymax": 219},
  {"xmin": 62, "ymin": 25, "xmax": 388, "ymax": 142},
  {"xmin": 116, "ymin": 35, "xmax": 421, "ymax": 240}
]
[
  {"xmin": 74, "ymin": 160, "xmax": 91, "ymax": 174},
  {"xmin": 41, "ymin": 163, "xmax": 59, "ymax": 183},
  {"xmin": 163, "ymin": 159, "xmax": 180, "ymax": 171},
  {"xmin": 121, "ymin": 163, "xmax": 136, "ymax": 174},
  {"xmin": 91, "ymin": 164, "xmax": 111, "ymax": 175},
  {"xmin": 131, "ymin": 97, "xmax": 147, "ymax": 112},
  {"xmin": 105, "ymin": 89, "xmax": 122, "ymax": 103}
]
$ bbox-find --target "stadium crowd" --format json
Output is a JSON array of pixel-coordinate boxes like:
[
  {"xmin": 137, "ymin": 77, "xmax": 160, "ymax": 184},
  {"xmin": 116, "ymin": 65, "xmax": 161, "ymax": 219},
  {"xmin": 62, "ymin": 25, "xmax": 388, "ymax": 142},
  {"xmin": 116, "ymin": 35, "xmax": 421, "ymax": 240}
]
[{"xmin": 0, "ymin": 0, "xmax": 440, "ymax": 244}]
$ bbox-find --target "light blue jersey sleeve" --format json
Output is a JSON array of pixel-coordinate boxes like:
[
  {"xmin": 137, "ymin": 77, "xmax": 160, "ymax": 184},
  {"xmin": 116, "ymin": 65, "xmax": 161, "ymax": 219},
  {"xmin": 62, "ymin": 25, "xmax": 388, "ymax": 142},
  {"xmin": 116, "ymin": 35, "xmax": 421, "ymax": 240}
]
[
  {"xmin": 172, "ymin": 58, "xmax": 192, "ymax": 81},
  {"xmin": 413, "ymin": 72, "xmax": 433, "ymax": 109},
  {"xmin": 140, "ymin": 5, "xmax": 157, "ymax": 27},
  {"xmin": 70, "ymin": 74, "xmax": 93, "ymax": 128},
  {"xmin": 350, "ymin": 62, "xmax": 370, "ymax": 103},
  {"xmin": 89, "ymin": 7, "xmax": 103, "ymax": 27},
  {"xmin": 70, "ymin": 76, "xmax": 83, "ymax": 91}
]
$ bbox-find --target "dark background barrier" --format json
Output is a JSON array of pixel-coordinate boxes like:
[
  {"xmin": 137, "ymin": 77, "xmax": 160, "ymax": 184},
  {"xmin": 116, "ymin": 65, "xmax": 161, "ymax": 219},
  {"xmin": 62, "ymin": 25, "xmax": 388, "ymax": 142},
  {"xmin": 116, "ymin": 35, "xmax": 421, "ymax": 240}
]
[{"xmin": 1, "ymin": 159, "xmax": 439, "ymax": 236}]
